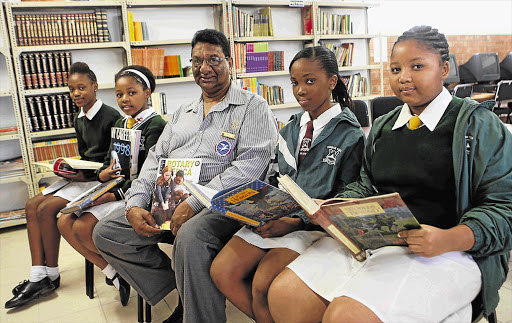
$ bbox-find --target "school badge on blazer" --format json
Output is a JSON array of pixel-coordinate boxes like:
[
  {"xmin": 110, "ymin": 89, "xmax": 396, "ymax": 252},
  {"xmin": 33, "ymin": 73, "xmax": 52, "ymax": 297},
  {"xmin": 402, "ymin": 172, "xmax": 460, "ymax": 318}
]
[{"xmin": 322, "ymin": 146, "xmax": 342, "ymax": 165}]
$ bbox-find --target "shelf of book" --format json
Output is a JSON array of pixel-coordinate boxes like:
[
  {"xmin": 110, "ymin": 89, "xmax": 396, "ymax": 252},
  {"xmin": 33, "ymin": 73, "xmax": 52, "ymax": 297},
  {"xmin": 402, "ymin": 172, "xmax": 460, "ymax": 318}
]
[
  {"xmin": 315, "ymin": 1, "xmax": 379, "ymax": 9},
  {"xmin": 269, "ymin": 102, "xmax": 301, "ymax": 110},
  {"xmin": 7, "ymin": 1, "xmax": 125, "ymax": 9},
  {"xmin": 317, "ymin": 34, "xmax": 380, "ymax": 40},
  {"xmin": 237, "ymin": 70, "xmax": 289, "ymax": 78},
  {"xmin": 13, "ymin": 42, "xmax": 130, "ymax": 54},
  {"xmin": 234, "ymin": 35, "xmax": 315, "ymax": 42},
  {"xmin": 339, "ymin": 64, "xmax": 380, "ymax": 71},
  {"xmin": 131, "ymin": 39, "xmax": 191, "ymax": 47},
  {"xmin": 29, "ymin": 128, "xmax": 76, "ymax": 139},
  {"xmin": 127, "ymin": 0, "xmax": 223, "ymax": 7},
  {"xmin": 232, "ymin": 0, "xmax": 314, "ymax": 6},
  {"xmin": 156, "ymin": 76, "xmax": 196, "ymax": 85},
  {"xmin": 22, "ymin": 82, "xmax": 116, "ymax": 96}
]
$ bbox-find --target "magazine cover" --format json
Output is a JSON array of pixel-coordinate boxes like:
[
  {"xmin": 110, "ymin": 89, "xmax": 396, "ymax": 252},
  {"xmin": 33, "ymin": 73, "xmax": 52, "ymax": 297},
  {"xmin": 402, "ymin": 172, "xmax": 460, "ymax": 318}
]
[
  {"xmin": 151, "ymin": 158, "xmax": 202, "ymax": 229},
  {"xmin": 110, "ymin": 127, "xmax": 142, "ymax": 180}
]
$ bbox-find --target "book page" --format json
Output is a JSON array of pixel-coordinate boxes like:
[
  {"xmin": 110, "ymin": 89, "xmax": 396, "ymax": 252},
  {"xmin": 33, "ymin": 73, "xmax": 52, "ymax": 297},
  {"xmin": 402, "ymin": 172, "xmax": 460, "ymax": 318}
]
[
  {"xmin": 61, "ymin": 157, "xmax": 102, "ymax": 169},
  {"xmin": 277, "ymin": 174, "xmax": 319, "ymax": 215}
]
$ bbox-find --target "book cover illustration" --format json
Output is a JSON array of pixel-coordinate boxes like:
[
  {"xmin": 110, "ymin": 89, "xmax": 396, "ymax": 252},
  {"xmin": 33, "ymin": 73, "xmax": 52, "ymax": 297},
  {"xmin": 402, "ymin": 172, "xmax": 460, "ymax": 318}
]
[
  {"xmin": 185, "ymin": 179, "xmax": 302, "ymax": 227},
  {"xmin": 151, "ymin": 158, "xmax": 202, "ymax": 229},
  {"xmin": 61, "ymin": 177, "xmax": 125, "ymax": 214},
  {"xmin": 110, "ymin": 127, "xmax": 142, "ymax": 180},
  {"xmin": 34, "ymin": 157, "xmax": 102, "ymax": 176}
]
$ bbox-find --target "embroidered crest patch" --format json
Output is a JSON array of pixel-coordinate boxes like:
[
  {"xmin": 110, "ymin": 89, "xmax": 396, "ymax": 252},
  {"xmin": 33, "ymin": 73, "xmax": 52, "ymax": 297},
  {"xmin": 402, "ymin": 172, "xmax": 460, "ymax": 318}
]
[
  {"xmin": 215, "ymin": 140, "xmax": 232, "ymax": 156},
  {"xmin": 322, "ymin": 146, "xmax": 342, "ymax": 165}
]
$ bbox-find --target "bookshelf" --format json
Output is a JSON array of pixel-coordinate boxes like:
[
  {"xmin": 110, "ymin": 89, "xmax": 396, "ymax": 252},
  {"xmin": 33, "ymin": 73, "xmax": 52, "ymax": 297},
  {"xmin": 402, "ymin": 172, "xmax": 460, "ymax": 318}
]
[
  {"xmin": 4, "ymin": 1, "xmax": 131, "ymax": 194},
  {"xmin": 0, "ymin": 3, "xmax": 33, "ymax": 229}
]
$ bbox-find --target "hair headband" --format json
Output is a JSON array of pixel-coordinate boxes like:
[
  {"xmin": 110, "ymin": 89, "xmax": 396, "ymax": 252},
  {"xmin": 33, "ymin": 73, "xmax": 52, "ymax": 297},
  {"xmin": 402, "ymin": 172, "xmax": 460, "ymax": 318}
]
[{"xmin": 123, "ymin": 69, "xmax": 151, "ymax": 89}]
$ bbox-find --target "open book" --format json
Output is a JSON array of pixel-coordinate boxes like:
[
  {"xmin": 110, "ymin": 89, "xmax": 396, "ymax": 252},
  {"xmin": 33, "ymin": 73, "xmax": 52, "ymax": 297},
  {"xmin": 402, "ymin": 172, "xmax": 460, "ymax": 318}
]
[
  {"xmin": 60, "ymin": 177, "xmax": 125, "ymax": 214},
  {"xmin": 34, "ymin": 157, "xmax": 102, "ymax": 176},
  {"xmin": 278, "ymin": 175, "xmax": 421, "ymax": 261},
  {"xmin": 184, "ymin": 179, "xmax": 302, "ymax": 227}
]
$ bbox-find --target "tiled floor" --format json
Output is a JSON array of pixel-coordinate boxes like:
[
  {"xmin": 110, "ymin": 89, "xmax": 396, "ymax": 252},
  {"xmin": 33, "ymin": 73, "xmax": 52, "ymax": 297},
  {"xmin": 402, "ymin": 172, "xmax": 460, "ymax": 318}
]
[
  {"xmin": 0, "ymin": 225, "xmax": 252, "ymax": 323},
  {"xmin": 1, "ymin": 225, "xmax": 511, "ymax": 323}
]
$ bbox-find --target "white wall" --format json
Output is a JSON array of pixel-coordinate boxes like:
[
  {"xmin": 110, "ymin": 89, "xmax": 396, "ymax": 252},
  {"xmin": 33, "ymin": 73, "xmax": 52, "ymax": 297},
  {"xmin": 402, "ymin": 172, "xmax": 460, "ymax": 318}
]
[{"xmin": 368, "ymin": 0, "xmax": 512, "ymax": 36}]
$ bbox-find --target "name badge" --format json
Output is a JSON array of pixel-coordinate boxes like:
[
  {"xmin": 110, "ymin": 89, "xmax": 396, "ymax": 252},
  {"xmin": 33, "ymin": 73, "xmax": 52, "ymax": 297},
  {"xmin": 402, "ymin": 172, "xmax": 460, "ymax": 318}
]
[{"xmin": 221, "ymin": 131, "xmax": 236, "ymax": 139}]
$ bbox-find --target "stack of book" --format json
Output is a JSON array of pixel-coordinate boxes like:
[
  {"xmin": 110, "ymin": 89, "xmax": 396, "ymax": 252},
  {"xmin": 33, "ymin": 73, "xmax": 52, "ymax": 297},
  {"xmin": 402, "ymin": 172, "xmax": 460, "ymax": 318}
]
[
  {"xmin": 239, "ymin": 77, "xmax": 284, "ymax": 106},
  {"xmin": 0, "ymin": 209, "xmax": 26, "ymax": 225},
  {"xmin": 231, "ymin": 6, "xmax": 273, "ymax": 37},
  {"xmin": 317, "ymin": 10, "xmax": 352, "ymax": 35},
  {"xmin": 321, "ymin": 42, "xmax": 354, "ymax": 67},
  {"xmin": 234, "ymin": 42, "xmax": 284, "ymax": 74},
  {"xmin": 20, "ymin": 51, "xmax": 71, "ymax": 90},
  {"xmin": 131, "ymin": 47, "xmax": 165, "ymax": 78},
  {"xmin": 163, "ymin": 55, "xmax": 183, "ymax": 78},
  {"xmin": 341, "ymin": 73, "xmax": 368, "ymax": 98},
  {"xmin": 32, "ymin": 137, "xmax": 79, "ymax": 172},
  {"xmin": 0, "ymin": 157, "xmax": 25, "ymax": 179},
  {"xmin": 127, "ymin": 12, "xmax": 149, "ymax": 42},
  {"xmin": 13, "ymin": 9, "xmax": 110, "ymax": 46},
  {"xmin": 25, "ymin": 94, "xmax": 75, "ymax": 132}
]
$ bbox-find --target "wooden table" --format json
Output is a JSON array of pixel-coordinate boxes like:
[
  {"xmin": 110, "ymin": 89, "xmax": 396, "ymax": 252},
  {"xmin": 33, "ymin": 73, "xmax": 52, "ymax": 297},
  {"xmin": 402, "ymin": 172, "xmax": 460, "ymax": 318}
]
[{"xmin": 471, "ymin": 92, "xmax": 495, "ymax": 103}]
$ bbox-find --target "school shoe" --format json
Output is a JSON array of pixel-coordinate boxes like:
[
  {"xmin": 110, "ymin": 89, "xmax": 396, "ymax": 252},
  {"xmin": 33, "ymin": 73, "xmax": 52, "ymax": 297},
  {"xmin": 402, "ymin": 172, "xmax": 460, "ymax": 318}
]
[
  {"xmin": 114, "ymin": 273, "xmax": 130, "ymax": 306},
  {"xmin": 105, "ymin": 276, "xmax": 114, "ymax": 286},
  {"xmin": 162, "ymin": 298, "xmax": 183, "ymax": 323},
  {"xmin": 12, "ymin": 276, "xmax": 61, "ymax": 295},
  {"xmin": 5, "ymin": 277, "xmax": 55, "ymax": 309}
]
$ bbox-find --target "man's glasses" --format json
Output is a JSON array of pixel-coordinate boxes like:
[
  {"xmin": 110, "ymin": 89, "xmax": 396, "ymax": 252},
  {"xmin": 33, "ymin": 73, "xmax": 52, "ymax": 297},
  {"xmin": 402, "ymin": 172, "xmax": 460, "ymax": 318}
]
[{"xmin": 190, "ymin": 57, "xmax": 229, "ymax": 68}]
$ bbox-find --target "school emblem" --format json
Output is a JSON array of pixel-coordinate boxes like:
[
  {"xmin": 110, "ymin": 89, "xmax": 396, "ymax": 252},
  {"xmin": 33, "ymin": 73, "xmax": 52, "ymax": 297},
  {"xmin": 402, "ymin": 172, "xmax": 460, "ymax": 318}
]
[
  {"xmin": 322, "ymin": 146, "xmax": 342, "ymax": 165},
  {"xmin": 215, "ymin": 140, "xmax": 232, "ymax": 156},
  {"xmin": 230, "ymin": 120, "xmax": 240, "ymax": 130}
]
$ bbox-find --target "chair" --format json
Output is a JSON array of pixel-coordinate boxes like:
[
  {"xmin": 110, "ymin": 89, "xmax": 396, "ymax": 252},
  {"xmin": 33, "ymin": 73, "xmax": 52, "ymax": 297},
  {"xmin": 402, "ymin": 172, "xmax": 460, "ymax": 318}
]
[
  {"xmin": 371, "ymin": 96, "xmax": 404, "ymax": 122},
  {"xmin": 493, "ymin": 80, "xmax": 512, "ymax": 123},
  {"xmin": 453, "ymin": 83, "xmax": 474, "ymax": 98},
  {"xmin": 471, "ymin": 291, "xmax": 497, "ymax": 323},
  {"xmin": 350, "ymin": 100, "xmax": 370, "ymax": 127}
]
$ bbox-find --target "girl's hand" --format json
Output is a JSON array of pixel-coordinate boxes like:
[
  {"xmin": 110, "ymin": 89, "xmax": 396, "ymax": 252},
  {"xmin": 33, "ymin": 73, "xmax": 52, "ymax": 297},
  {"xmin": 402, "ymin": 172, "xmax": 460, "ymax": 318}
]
[
  {"xmin": 89, "ymin": 192, "xmax": 117, "ymax": 207},
  {"xmin": 251, "ymin": 217, "xmax": 304, "ymax": 238},
  {"xmin": 61, "ymin": 170, "xmax": 88, "ymax": 182},
  {"xmin": 98, "ymin": 159, "xmax": 124, "ymax": 182},
  {"xmin": 397, "ymin": 224, "xmax": 475, "ymax": 257}
]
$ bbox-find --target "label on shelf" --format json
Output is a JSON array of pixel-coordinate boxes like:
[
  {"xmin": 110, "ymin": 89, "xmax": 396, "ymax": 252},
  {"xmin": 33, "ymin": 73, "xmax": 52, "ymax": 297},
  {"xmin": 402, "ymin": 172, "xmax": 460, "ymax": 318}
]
[{"xmin": 289, "ymin": 0, "xmax": 305, "ymax": 8}]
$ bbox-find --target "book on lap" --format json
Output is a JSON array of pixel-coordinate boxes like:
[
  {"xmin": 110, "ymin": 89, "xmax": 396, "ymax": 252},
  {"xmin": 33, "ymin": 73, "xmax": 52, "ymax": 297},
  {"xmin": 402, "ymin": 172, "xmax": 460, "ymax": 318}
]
[
  {"xmin": 60, "ymin": 177, "xmax": 125, "ymax": 214},
  {"xmin": 277, "ymin": 174, "xmax": 421, "ymax": 262}
]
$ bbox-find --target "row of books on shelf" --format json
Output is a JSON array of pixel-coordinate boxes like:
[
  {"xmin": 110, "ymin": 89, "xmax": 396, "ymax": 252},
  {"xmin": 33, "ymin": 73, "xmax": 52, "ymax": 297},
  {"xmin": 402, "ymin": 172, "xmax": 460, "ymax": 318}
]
[
  {"xmin": 13, "ymin": 10, "xmax": 110, "ymax": 47},
  {"xmin": 148, "ymin": 92, "xmax": 168, "ymax": 115},
  {"xmin": 341, "ymin": 73, "xmax": 368, "ymax": 98},
  {"xmin": 0, "ymin": 209, "xmax": 25, "ymax": 224},
  {"xmin": 234, "ymin": 42, "xmax": 284, "ymax": 74},
  {"xmin": 0, "ymin": 157, "xmax": 25, "ymax": 179},
  {"xmin": 20, "ymin": 51, "xmax": 71, "ymax": 90},
  {"xmin": 231, "ymin": 6, "xmax": 273, "ymax": 38},
  {"xmin": 26, "ymin": 94, "xmax": 75, "ymax": 132},
  {"xmin": 32, "ymin": 137, "xmax": 79, "ymax": 170},
  {"xmin": 131, "ymin": 48, "xmax": 184, "ymax": 79},
  {"xmin": 322, "ymin": 42, "xmax": 354, "ymax": 67},
  {"xmin": 127, "ymin": 12, "xmax": 148, "ymax": 42},
  {"xmin": 239, "ymin": 78, "xmax": 284, "ymax": 106},
  {"xmin": 317, "ymin": 10, "xmax": 352, "ymax": 35},
  {"xmin": 0, "ymin": 126, "xmax": 18, "ymax": 135}
]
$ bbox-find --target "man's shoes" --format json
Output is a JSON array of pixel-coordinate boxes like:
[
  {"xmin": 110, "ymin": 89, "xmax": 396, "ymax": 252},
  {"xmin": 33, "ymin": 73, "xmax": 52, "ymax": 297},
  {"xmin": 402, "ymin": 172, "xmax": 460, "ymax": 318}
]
[
  {"xmin": 12, "ymin": 276, "xmax": 60, "ymax": 295},
  {"xmin": 114, "ymin": 273, "xmax": 130, "ymax": 306},
  {"xmin": 162, "ymin": 298, "xmax": 183, "ymax": 323},
  {"xmin": 5, "ymin": 277, "xmax": 55, "ymax": 309}
]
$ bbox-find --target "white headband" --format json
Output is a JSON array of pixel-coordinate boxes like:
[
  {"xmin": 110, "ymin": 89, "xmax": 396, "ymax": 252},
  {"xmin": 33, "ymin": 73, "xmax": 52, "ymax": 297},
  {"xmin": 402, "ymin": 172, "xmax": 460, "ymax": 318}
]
[{"xmin": 124, "ymin": 69, "xmax": 151, "ymax": 89}]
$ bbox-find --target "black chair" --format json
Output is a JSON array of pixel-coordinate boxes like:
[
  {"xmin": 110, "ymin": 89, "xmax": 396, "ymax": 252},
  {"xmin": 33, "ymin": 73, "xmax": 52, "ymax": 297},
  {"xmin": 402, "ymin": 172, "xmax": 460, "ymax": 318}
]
[
  {"xmin": 454, "ymin": 83, "xmax": 474, "ymax": 98},
  {"xmin": 350, "ymin": 100, "xmax": 370, "ymax": 127},
  {"xmin": 493, "ymin": 80, "xmax": 512, "ymax": 123},
  {"xmin": 371, "ymin": 96, "xmax": 403, "ymax": 122},
  {"xmin": 471, "ymin": 291, "xmax": 497, "ymax": 323}
]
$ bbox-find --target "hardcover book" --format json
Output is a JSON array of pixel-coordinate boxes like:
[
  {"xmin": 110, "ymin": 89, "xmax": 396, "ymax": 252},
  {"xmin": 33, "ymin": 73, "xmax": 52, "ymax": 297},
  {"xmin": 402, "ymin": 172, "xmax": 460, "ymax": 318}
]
[
  {"xmin": 277, "ymin": 175, "xmax": 421, "ymax": 261},
  {"xmin": 184, "ymin": 179, "xmax": 302, "ymax": 227},
  {"xmin": 110, "ymin": 127, "xmax": 142, "ymax": 180},
  {"xmin": 151, "ymin": 158, "xmax": 202, "ymax": 229},
  {"xmin": 34, "ymin": 157, "xmax": 102, "ymax": 176},
  {"xmin": 60, "ymin": 177, "xmax": 124, "ymax": 214}
]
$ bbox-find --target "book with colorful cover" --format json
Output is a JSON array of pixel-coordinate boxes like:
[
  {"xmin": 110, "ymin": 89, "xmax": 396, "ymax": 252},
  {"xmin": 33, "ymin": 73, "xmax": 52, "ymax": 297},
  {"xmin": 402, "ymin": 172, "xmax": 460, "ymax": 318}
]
[
  {"xmin": 277, "ymin": 175, "xmax": 421, "ymax": 262},
  {"xmin": 184, "ymin": 179, "xmax": 302, "ymax": 227},
  {"xmin": 151, "ymin": 158, "xmax": 202, "ymax": 230},
  {"xmin": 110, "ymin": 127, "xmax": 142, "ymax": 180},
  {"xmin": 60, "ymin": 177, "xmax": 125, "ymax": 214},
  {"xmin": 34, "ymin": 157, "xmax": 102, "ymax": 176}
]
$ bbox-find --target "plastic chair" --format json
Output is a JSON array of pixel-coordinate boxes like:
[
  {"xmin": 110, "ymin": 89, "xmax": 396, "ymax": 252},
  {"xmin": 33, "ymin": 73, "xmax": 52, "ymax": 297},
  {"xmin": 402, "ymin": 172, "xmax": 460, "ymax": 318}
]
[
  {"xmin": 453, "ymin": 83, "xmax": 474, "ymax": 98},
  {"xmin": 493, "ymin": 80, "xmax": 512, "ymax": 123},
  {"xmin": 350, "ymin": 100, "xmax": 370, "ymax": 127},
  {"xmin": 371, "ymin": 96, "xmax": 403, "ymax": 122}
]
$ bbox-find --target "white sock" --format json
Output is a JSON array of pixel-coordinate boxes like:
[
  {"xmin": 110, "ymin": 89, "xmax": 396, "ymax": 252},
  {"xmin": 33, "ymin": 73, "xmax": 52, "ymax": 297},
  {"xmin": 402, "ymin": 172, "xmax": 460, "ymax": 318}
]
[
  {"xmin": 46, "ymin": 266, "xmax": 60, "ymax": 281},
  {"xmin": 29, "ymin": 266, "xmax": 47, "ymax": 283},
  {"xmin": 101, "ymin": 264, "xmax": 120, "ymax": 289}
]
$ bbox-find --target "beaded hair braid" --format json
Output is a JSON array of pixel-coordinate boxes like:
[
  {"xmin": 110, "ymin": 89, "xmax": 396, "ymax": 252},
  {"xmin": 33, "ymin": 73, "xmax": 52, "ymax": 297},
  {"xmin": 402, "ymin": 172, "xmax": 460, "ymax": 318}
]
[{"xmin": 393, "ymin": 25, "xmax": 450, "ymax": 63}]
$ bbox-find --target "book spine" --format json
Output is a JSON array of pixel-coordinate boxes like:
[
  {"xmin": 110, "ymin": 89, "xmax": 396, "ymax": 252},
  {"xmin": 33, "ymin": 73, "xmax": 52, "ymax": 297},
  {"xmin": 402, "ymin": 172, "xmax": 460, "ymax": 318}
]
[
  {"xmin": 42, "ymin": 95, "xmax": 55, "ymax": 130},
  {"xmin": 62, "ymin": 14, "xmax": 69, "ymax": 44},
  {"xmin": 34, "ymin": 53, "xmax": 44, "ymax": 88},
  {"xmin": 47, "ymin": 52, "xmax": 57, "ymax": 88},
  {"xmin": 40, "ymin": 53, "xmax": 51, "ymax": 88},
  {"xmin": 26, "ymin": 96, "xmax": 39, "ymax": 132},
  {"xmin": 14, "ymin": 15, "xmax": 24, "ymax": 46},
  {"xmin": 28, "ymin": 53, "xmax": 38, "ymax": 89},
  {"xmin": 49, "ymin": 95, "xmax": 61, "ymax": 129},
  {"xmin": 21, "ymin": 53, "xmax": 32, "ymax": 90},
  {"xmin": 34, "ymin": 96, "xmax": 48, "ymax": 131}
]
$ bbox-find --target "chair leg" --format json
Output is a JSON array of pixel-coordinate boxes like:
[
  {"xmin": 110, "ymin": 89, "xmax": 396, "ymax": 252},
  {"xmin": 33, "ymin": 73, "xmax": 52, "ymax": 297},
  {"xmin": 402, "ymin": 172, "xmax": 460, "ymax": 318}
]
[
  {"xmin": 85, "ymin": 259, "xmax": 94, "ymax": 299},
  {"xmin": 138, "ymin": 294, "xmax": 144, "ymax": 323},
  {"xmin": 145, "ymin": 300, "xmax": 152, "ymax": 323}
]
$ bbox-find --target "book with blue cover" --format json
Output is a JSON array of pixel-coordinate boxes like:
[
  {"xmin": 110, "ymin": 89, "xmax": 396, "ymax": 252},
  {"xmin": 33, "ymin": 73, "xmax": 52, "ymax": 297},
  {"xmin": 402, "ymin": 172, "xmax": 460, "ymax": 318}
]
[{"xmin": 184, "ymin": 179, "xmax": 302, "ymax": 227}]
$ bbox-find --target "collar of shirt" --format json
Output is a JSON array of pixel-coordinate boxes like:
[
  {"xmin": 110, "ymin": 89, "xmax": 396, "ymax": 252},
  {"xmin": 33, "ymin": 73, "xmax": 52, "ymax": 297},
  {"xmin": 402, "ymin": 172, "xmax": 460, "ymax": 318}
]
[
  {"xmin": 77, "ymin": 99, "xmax": 103, "ymax": 120},
  {"xmin": 298, "ymin": 103, "xmax": 341, "ymax": 145},
  {"xmin": 123, "ymin": 107, "xmax": 156, "ymax": 124},
  {"xmin": 392, "ymin": 87, "xmax": 452, "ymax": 131}
]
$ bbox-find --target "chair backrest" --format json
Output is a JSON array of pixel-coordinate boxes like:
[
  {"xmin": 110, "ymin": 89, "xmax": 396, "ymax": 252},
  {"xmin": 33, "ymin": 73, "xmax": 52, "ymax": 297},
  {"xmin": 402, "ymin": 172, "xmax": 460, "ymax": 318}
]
[
  {"xmin": 371, "ymin": 96, "xmax": 403, "ymax": 122},
  {"xmin": 350, "ymin": 100, "xmax": 370, "ymax": 127},
  {"xmin": 495, "ymin": 80, "xmax": 512, "ymax": 103},
  {"xmin": 453, "ymin": 83, "xmax": 474, "ymax": 98}
]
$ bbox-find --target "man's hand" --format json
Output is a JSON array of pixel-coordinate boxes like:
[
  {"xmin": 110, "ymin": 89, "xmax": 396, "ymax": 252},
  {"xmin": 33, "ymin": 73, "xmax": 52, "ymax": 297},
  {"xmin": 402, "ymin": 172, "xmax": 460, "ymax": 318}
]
[
  {"xmin": 397, "ymin": 224, "xmax": 475, "ymax": 257},
  {"xmin": 169, "ymin": 201, "xmax": 196, "ymax": 236},
  {"xmin": 251, "ymin": 217, "xmax": 304, "ymax": 238},
  {"xmin": 126, "ymin": 206, "xmax": 162, "ymax": 237}
]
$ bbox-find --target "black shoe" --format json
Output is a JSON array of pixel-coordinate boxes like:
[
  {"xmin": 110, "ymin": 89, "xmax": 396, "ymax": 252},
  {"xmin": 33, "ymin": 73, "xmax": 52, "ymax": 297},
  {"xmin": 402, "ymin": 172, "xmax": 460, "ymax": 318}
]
[
  {"xmin": 105, "ymin": 276, "xmax": 114, "ymax": 286},
  {"xmin": 5, "ymin": 277, "xmax": 55, "ymax": 309},
  {"xmin": 12, "ymin": 276, "xmax": 60, "ymax": 295},
  {"xmin": 162, "ymin": 298, "xmax": 183, "ymax": 323},
  {"xmin": 114, "ymin": 273, "xmax": 130, "ymax": 306}
]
